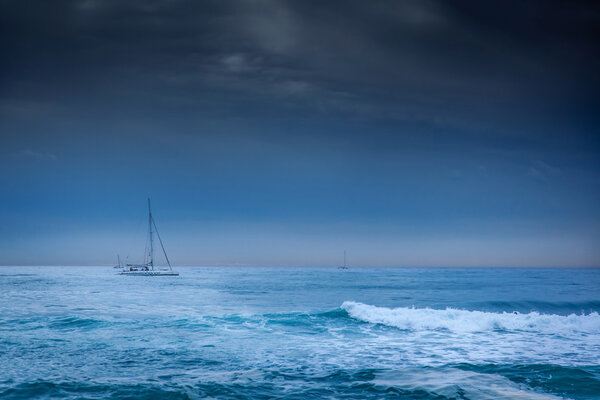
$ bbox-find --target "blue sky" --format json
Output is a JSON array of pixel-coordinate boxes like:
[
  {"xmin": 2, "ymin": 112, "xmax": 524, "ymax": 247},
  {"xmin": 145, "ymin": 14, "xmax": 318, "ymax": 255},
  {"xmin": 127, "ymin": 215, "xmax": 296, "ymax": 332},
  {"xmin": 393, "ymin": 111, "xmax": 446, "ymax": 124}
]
[{"xmin": 1, "ymin": 1, "xmax": 599, "ymax": 266}]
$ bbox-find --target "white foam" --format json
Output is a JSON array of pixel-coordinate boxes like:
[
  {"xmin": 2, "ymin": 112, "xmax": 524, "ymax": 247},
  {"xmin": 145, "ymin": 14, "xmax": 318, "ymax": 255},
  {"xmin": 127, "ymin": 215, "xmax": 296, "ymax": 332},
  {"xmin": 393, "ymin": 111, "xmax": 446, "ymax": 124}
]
[
  {"xmin": 374, "ymin": 368, "xmax": 568, "ymax": 400},
  {"xmin": 341, "ymin": 301, "xmax": 600, "ymax": 334}
]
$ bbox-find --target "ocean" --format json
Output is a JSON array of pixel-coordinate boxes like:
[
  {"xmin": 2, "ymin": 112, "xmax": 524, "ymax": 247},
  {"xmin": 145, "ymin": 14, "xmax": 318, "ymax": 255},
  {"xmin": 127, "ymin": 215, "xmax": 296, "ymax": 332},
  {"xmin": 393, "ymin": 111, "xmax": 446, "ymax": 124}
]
[{"xmin": 0, "ymin": 266, "xmax": 599, "ymax": 399}]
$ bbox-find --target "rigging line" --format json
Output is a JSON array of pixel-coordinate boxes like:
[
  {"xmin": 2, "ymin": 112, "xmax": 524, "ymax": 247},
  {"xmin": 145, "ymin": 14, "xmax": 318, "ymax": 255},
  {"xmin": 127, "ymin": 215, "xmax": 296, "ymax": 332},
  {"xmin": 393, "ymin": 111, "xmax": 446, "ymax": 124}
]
[
  {"xmin": 144, "ymin": 230, "xmax": 149, "ymax": 266},
  {"xmin": 152, "ymin": 217, "xmax": 172, "ymax": 270}
]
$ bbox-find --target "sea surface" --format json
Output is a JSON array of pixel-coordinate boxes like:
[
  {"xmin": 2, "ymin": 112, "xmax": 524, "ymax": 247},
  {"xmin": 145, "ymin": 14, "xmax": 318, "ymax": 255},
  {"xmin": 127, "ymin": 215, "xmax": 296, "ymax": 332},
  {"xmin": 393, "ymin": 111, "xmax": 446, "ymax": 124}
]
[{"xmin": 0, "ymin": 266, "xmax": 599, "ymax": 399}]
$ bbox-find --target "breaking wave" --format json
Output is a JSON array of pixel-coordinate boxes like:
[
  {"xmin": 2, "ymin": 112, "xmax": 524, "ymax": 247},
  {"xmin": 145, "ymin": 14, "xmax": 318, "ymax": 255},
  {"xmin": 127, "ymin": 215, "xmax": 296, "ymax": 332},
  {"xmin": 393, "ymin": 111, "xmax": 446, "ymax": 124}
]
[{"xmin": 341, "ymin": 301, "xmax": 600, "ymax": 334}]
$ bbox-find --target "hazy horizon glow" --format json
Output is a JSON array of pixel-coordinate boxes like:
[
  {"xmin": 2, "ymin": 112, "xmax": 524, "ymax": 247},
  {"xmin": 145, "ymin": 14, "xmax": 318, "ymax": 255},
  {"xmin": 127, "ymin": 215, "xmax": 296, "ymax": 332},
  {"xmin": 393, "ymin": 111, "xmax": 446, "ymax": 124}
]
[{"xmin": 1, "ymin": 1, "xmax": 599, "ymax": 266}]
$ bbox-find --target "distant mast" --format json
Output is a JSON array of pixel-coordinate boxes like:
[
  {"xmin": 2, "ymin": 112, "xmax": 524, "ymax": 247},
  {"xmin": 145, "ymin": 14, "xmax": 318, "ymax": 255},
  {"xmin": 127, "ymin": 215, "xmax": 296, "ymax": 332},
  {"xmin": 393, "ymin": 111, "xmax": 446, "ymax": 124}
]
[
  {"xmin": 339, "ymin": 250, "xmax": 348, "ymax": 269},
  {"xmin": 148, "ymin": 198, "xmax": 154, "ymax": 270}
]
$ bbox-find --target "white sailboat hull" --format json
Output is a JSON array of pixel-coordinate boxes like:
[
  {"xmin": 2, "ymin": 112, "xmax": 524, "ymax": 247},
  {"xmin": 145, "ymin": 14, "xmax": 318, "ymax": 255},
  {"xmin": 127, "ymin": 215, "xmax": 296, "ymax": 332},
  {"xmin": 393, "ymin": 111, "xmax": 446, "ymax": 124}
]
[{"xmin": 119, "ymin": 270, "xmax": 179, "ymax": 276}]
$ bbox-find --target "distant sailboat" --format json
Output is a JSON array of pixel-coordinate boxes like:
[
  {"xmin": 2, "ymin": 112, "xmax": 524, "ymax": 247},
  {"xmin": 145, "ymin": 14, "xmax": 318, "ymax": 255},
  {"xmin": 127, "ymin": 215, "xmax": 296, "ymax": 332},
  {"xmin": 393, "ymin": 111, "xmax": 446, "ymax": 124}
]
[
  {"xmin": 113, "ymin": 254, "xmax": 122, "ymax": 269},
  {"xmin": 339, "ymin": 250, "xmax": 349, "ymax": 269},
  {"xmin": 120, "ymin": 199, "xmax": 179, "ymax": 276}
]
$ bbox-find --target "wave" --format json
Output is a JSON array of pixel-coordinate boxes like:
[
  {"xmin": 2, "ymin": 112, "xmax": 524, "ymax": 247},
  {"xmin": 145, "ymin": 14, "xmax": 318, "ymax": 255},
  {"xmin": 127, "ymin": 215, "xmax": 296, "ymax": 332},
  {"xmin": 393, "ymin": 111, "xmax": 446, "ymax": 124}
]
[
  {"xmin": 3, "ymin": 365, "xmax": 592, "ymax": 400},
  {"xmin": 455, "ymin": 363, "xmax": 600, "ymax": 399},
  {"xmin": 469, "ymin": 300, "xmax": 600, "ymax": 315},
  {"xmin": 47, "ymin": 316, "xmax": 105, "ymax": 330},
  {"xmin": 0, "ymin": 380, "xmax": 190, "ymax": 400},
  {"xmin": 341, "ymin": 301, "xmax": 600, "ymax": 334}
]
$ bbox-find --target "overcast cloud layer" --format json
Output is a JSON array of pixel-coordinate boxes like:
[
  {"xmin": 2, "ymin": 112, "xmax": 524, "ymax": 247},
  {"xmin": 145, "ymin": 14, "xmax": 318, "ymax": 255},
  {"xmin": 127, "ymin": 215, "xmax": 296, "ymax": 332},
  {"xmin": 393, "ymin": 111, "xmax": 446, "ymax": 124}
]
[{"xmin": 1, "ymin": 0, "xmax": 599, "ymax": 266}]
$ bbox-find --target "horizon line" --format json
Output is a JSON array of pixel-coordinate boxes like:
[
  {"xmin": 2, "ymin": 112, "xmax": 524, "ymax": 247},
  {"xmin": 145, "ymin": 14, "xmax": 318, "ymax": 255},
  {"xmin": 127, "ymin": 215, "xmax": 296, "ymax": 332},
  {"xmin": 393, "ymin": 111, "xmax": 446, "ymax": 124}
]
[{"xmin": 1, "ymin": 264, "xmax": 598, "ymax": 269}]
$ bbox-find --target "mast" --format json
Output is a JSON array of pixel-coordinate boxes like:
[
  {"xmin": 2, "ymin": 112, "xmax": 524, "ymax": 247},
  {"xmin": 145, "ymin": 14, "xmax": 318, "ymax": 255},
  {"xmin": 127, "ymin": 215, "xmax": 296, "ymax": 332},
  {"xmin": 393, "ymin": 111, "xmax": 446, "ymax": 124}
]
[
  {"xmin": 148, "ymin": 198, "xmax": 154, "ymax": 270},
  {"xmin": 344, "ymin": 250, "xmax": 346, "ymax": 268}
]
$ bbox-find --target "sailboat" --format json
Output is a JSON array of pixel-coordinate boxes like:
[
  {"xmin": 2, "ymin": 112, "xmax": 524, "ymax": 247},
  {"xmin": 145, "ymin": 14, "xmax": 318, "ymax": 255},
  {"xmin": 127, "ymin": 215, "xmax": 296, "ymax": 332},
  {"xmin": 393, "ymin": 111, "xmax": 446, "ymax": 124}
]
[
  {"xmin": 113, "ymin": 254, "xmax": 122, "ymax": 269},
  {"xmin": 338, "ymin": 250, "xmax": 349, "ymax": 269},
  {"xmin": 119, "ymin": 199, "xmax": 179, "ymax": 276}
]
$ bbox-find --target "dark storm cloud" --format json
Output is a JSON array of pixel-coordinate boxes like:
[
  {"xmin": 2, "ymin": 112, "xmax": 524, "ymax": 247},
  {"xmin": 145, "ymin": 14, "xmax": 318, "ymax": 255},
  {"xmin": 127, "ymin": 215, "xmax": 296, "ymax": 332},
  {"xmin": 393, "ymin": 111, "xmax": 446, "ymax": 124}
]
[
  {"xmin": 2, "ymin": 0, "xmax": 598, "ymax": 130},
  {"xmin": 2, "ymin": 0, "xmax": 599, "ymax": 174}
]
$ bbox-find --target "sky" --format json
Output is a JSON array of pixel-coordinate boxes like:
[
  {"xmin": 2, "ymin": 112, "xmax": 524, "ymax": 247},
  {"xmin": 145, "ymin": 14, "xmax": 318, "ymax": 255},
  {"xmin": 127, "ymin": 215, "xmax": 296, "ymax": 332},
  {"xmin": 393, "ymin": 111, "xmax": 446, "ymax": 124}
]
[{"xmin": 0, "ymin": 0, "xmax": 599, "ymax": 267}]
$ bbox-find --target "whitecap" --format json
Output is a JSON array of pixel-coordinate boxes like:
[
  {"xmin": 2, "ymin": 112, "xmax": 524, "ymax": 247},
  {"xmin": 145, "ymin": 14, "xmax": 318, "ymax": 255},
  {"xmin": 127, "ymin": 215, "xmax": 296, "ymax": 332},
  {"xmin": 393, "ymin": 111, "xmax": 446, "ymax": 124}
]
[{"xmin": 341, "ymin": 301, "xmax": 600, "ymax": 334}]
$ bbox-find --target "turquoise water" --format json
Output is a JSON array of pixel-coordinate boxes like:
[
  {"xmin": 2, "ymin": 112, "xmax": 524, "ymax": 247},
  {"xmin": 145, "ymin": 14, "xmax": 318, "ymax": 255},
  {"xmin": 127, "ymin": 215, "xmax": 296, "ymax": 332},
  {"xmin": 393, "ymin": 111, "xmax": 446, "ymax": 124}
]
[{"xmin": 1, "ymin": 266, "xmax": 599, "ymax": 399}]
